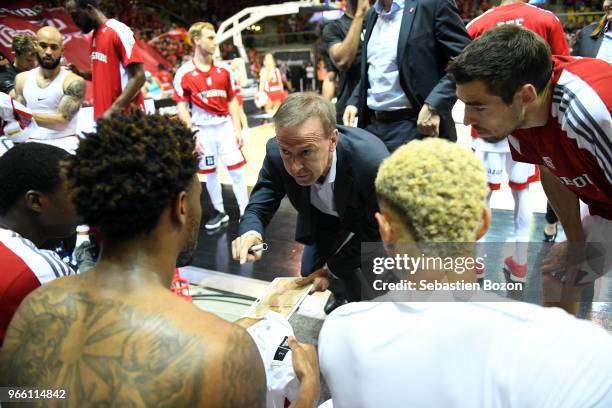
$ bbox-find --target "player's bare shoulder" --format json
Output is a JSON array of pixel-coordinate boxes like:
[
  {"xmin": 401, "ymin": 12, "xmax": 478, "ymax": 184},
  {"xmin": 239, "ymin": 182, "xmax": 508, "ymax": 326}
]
[{"xmin": 63, "ymin": 71, "xmax": 86, "ymax": 99}]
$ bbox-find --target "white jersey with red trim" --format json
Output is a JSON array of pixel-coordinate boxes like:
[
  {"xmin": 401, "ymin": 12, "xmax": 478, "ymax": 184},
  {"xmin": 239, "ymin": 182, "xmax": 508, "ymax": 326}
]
[
  {"xmin": 173, "ymin": 59, "xmax": 236, "ymax": 126},
  {"xmin": 90, "ymin": 18, "xmax": 145, "ymax": 120},
  {"xmin": 509, "ymin": 55, "xmax": 612, "ymax": 220},
  {"xmin": 0, "ymin": 228, "xmax": 74, "ymax": 343},
  {"xmin": 0, "ymin": 92, "xmax": 36, "ymax": 156}
]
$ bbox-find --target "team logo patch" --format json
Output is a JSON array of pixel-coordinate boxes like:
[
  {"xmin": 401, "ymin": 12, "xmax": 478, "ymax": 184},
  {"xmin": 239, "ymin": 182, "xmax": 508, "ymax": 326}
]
[{"xmin": 205, "ymin": 156, "xmax": 215, "ymax": 166}]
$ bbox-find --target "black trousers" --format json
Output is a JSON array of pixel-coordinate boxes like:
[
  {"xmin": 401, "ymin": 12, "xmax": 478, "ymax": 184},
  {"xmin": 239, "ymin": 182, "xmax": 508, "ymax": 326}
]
[
  {"xmin": 300, "ymin": 208, "xmax": 366, "ymax": 301},
  {"xmin": 365, "ymin": 113, "xmax": 423, "ymax": 153}
]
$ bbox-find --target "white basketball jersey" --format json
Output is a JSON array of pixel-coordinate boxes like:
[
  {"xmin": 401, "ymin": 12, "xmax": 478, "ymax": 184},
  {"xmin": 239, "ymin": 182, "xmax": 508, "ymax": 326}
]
[{"xmin": 23, "ymin": 67, "xmax": 78, "ymax": 139}]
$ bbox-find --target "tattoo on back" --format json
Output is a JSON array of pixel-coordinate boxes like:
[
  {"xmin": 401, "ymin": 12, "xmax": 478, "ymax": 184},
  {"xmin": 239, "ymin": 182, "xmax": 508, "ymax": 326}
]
[{"xmin": 0, "ymin": 287, "xmax": 208, "ymax": 407}]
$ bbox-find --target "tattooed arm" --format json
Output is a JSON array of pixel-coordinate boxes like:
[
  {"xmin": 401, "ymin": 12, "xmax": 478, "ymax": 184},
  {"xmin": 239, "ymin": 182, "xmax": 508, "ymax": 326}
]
[
  {"xmin": 32, "ymin": 74, "xmax": 85, "ymax": 131},
  {"xmin": 213, "ymin": 325, "xmax": 267, "ymax": 408}
]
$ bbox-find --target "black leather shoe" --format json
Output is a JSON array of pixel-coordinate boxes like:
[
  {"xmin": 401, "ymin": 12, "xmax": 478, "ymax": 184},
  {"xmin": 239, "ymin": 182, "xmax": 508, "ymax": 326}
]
[{"xmin": 324, "ymin": 293, "xmax": 348, "ymax": 315}]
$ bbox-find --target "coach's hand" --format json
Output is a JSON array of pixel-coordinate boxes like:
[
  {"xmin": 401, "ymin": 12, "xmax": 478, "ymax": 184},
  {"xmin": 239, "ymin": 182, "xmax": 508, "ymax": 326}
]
[
  {"xmin": 417, "ymin": 104, "xmax": 440, "ymax": 137},
  {"xmin": 231, "ymin": 233, "xmax": 263, "ymax": 264},
  {"xmin": 343, "ymin": 105, "xmax": 358, "ymax": 127}
]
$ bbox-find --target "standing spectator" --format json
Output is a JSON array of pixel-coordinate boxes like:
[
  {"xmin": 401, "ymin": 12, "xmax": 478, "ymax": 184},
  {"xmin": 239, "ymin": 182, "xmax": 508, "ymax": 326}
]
[
  {"xmin": 343, "ymin": 0, "xmax": 471, "ymax": 152},
  {"xmin": 155, "ymin": 63, "xmax": 174, "ymax": 97},
  {"xmin": 0, "ymin": 34, "xmax": 37, "ymax": 94},
  {"xmin": 259, "ymin": 53, "xmax": 287, "ymax": 115},
  {"xmin": 572, "ymin": 0, "xmax": 612, "ymax": 61},
  {"xmin": 323, "ymin": 0, "xmax": 370, "ymax": 124},
  {"xmin": 66, "ymin": 0, "xmax": 145, "ymax": 120}
]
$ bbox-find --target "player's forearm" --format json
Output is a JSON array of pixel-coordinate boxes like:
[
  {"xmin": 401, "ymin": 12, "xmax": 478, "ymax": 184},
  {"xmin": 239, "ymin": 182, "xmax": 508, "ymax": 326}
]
[
  {"xmin": 539, "ymin": 165, "xmax": 585, "ymax": 242},
  {"xmin": 109, "ymin": 68, "xmax": 145, "ymax": 113},
  {"xmin": 176, "ymin": 103, "xmax": 192, "ymax": 128},
  {"xmin": 229, "ymin": 98, "xmax": 242, "ymax": 131},
  {"xmin": 329, "ymin": 12, "xmax": 365, "ymax": 71},
  {"xmin": 32, "ymin": 112, "xmax": 71, "ymax": 130},
  {"xmin": 289, "ymin": 378, "xmax": 320, "ymax": 408}
]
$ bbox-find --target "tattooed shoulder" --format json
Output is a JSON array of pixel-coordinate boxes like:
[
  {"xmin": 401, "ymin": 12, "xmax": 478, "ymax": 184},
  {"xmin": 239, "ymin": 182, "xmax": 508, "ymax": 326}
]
[{"xmin": 0, "ymin": 285, "xmax": 215, "ymax": 407}]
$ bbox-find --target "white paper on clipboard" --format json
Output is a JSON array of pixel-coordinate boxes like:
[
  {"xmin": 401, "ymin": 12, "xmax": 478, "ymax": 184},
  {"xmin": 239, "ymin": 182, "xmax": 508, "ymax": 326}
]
[{"xmin": 242, "ymin": 277, "xmax": 313, "ymax": 319}]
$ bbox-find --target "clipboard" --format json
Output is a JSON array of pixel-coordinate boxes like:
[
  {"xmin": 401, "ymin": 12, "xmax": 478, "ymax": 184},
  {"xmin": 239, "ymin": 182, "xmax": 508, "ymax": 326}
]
[{"xmin": 242, "ymin": 277, "xmax": 313, "ymax": 319}]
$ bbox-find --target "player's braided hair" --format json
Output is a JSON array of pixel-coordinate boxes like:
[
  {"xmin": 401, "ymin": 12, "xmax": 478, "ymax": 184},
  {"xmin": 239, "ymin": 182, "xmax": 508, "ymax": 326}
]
[{"xmin": 67, "ymin": 111, "xmax": 198, "ymax": 241}]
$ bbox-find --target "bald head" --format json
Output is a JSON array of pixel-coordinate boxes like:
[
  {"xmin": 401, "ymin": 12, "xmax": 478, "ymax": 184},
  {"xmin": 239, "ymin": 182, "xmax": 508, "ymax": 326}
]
[
  {"xmin": 35, "ymin": 26, "xmax": 63, "ymax": 70},
  {"xmin": 37, "ymin": 26, "xmax": 62, "ymax": 42}
]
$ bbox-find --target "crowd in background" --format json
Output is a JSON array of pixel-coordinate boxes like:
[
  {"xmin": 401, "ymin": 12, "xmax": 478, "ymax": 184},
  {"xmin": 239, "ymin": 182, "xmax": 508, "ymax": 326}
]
[{"xmin": 36, "ymin": 0, "xmax": 608, "ymax": 101}]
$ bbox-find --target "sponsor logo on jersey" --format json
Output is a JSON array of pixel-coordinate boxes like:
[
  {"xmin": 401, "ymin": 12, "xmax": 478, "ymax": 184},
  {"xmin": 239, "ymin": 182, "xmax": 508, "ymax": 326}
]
[
  {"xmin": 558, "ymin": 173, "xmax": 595, "ymax": 188},
  {"xmin": 199, "ymin": 89, "xmax": 227, "ymax": 99},
  {"xmin": 91, "ymin": 51, "xmax": 108, "ymax": 63}
]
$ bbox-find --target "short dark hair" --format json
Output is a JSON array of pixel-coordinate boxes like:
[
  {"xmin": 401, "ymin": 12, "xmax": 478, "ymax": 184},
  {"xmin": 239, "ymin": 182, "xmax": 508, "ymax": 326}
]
[
  {"xmin": 67, "ymin": 111, "xmax": 198, "ymax": 241},
  {"xmin": 0, "ymin": 143, "xmax": 68, "ymax": 215},
  {"xmin": 273, "ymin": 92, "xmax": 336, "ymax": 137},
  {"xmin": 74, "ymin": 0, "xmax": 100, "ymax": 8},
  {"xmin": 447, "ymin": 25, "xmax": 552, "ymax": 105}
]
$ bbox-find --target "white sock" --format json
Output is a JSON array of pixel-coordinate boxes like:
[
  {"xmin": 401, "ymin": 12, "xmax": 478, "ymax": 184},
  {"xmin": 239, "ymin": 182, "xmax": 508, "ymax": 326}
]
[
  {"xmin": 205, "ymin": 171, "xmax": 225, "ymax": 213},
  {"xmin": 512, "ymin": 188, "xmax": 532, "ymax": 264},
  {"xmin": 229, "ymin": 169, "xmax": 249, "ymax": 216}
]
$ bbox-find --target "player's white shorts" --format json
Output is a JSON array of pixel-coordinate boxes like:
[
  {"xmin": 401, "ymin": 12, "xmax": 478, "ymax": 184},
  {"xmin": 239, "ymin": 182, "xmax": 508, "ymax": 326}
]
[
  {"xmin": 27, "ymin": 135, "xmax": 80, "ymax": 155},
  {"xmin": 194, "ymin": 120, "xmax": 246, "ymax": 174},
  {"xmin": 473, "ymin": 138, "xmax": 539, "ymax": 190}
]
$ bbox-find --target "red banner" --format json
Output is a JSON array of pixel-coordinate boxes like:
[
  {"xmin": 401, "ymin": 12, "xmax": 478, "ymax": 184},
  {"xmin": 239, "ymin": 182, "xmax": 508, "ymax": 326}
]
[{"xmin": 0, "ymin": 1, "xmax": 91, "ymax": 72}]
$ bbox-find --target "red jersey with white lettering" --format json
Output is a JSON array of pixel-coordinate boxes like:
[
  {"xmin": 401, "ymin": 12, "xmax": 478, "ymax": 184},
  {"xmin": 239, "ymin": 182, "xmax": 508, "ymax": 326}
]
[
  {"xmin": 90, "ymin": 18, "xmax": 145, "ymax": 120},
  {"xmin": 0, "ymin": 228, "xmax": 74, "ymax": 344},
  {"xmin": 467, "ymin": 3, "xmax": 569, "ymax": 55},
  {"xmin": 508, "ymin": 56, "xmax": 612, "ymax": 220},
  {"xmin": 468, "ymin": 2, "xmax": 570, "ymax": 139},
  {"xmin": 173, "ymin": 59, "xmax": 236, "ymax": 126}
]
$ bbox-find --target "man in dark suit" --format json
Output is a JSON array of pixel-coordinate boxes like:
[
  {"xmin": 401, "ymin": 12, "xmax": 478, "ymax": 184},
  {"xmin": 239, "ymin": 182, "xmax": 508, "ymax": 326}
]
[
  {"xmin": 572, "ymin": 0, "xmax": 611, "ymax": 61},
  {"xmin": 343, "ymin": 0, "xmax": 471, "ymax": 151},
  {"xmin": 231, "ymin": 93, "xmax": 389, "ymax": 303}
]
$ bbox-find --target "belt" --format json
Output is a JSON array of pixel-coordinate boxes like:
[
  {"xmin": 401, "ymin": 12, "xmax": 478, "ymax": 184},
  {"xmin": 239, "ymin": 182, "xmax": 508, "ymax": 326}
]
[{"xmin": 371, "ymin": 108, "xmax": 417, "ymax": 122}]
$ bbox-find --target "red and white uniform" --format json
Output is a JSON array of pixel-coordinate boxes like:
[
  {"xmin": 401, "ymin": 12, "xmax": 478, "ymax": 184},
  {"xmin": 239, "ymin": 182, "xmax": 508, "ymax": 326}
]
[
  {"xmin": 0, "ymin": 228, "xmax": 74, "ymax": 344},
  {"xmin": 22, "ymin": 67, "xmax": 79, "ymax": 154},
  {"xmin": 173, "ymin": 59, "xmax": 245, "ymax": 173},
  {"xmin": 263, "ymin": 68, "xmax": 287, "ymax": 102},
  {"xmin": 509, "ymin": 55, "xmax": 612, "ymax": 220},
  {"xmin": 0, "ymin": 92, "xmax": 35, "ymax": 157},
  {"xmin": 467, "ymin": 3, "xmax": 569, "ymax": 56},
  {"xmin": 90, "ymin": 18, "xmax": 144, "ymax": 120},
  {"xmin": 467, "ymin": 2, "xmax": 570, "ymax": 190}
]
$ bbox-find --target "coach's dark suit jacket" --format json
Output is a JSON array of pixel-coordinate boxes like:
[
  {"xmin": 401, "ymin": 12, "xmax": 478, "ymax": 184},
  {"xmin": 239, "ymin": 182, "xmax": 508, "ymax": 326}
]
[
  {"xmin": 572, "ymin": 22, "xmax": 605, "ymax": 58},
  {"xmin": 239, "ymin": 125, "xmax": 389, "ymax": 246},
  {"xmin": 349, "ymin": 0, "xmax": 471, "ymax": 141}
]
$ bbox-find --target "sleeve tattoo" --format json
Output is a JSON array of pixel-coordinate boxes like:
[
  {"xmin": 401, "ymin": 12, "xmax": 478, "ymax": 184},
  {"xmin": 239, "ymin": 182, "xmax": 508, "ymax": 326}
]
[{"xmin": 58, "ymin": 78, "xmax": 86, "ymax": 120}]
